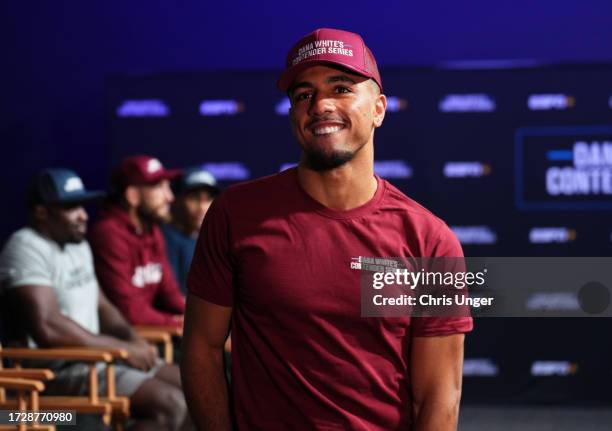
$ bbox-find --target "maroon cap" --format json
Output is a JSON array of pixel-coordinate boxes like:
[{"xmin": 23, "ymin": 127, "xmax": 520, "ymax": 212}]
[
  {"xmin": 112, "ymin": 155, "xmax": 181, "ymax": 187},
  {"xmin": 277, "ymin": 28, "xmax": 382, "ymax": 92}
]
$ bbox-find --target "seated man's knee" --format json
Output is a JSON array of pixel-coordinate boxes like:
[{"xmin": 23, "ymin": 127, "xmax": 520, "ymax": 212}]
[{"xmin": 132, "ymin": 379, "xmax": 187, "ymax": 430}]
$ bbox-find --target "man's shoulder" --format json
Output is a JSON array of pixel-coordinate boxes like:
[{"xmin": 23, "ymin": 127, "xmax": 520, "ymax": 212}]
[
  {"xmin": 381, "ymin": 180, "xmax": 446, "ymax": 228},
  {"xmin": 381, "ymin": 181, "xmax": 461, "ymax": 255},
  {"xmin": 90, "ymin": 206, "xmax": 130, "ymax": 239},
  {"xmin": 2, "ymin": 227, "xmax": 54, "ymax": 256},
  {"xmin": 162, "ymin": 224, "xmax": 191, "ymax": 244},
  {"xmin": 218, "ymin": 169, "xmax": 294, "ymax": 208},
  {"xmin": 227, "ymin": 170, "xmax": 291, "ymax": 195}
]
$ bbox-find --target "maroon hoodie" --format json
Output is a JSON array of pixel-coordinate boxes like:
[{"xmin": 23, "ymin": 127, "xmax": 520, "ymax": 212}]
[{"xmin": 89, "ymin": 204, "xmax": 185, "ymax": 326}]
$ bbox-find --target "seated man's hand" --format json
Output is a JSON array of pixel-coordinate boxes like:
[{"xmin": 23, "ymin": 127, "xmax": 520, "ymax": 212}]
[{"xmin": 124, "ymin": 342, "xmax": 158, "ymax": 371}]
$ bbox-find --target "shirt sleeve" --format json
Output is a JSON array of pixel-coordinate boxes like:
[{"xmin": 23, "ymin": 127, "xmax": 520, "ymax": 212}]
[
  {"xmin": 154, "ymin": 228, "xmax": 186, "ymax": 314},
  {"xmin": 0, "ymin": 234, "xmax": 52, "ymax": 289},
  {"xmin": 90, "ymin": 225, "xmax": 181, "ymax": 326},
  {"xmin": 187, "ymin": 193, "xmax": 234, "ymax": 307},
  {"xmin": 410, "ymin": 222, "xmax": 474, "ymax": 337}
]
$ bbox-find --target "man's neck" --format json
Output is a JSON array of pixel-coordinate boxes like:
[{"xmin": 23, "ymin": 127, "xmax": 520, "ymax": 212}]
[
  {"xmin": 173, "ymin": 220, "xmax": 198, "ymax": 238},
  {"xmin": 127, "ymin": 207, "xmax": 149, "ymax": 234},
  {"xmin": 297, "ymin": 143, "xmax": 377, "ymax": 211},
  {"xmin": 30, "ymin": 223, "xmax": 66, "ymax": 249}
]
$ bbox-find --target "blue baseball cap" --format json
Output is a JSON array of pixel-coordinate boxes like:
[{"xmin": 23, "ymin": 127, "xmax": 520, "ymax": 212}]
[
  {"xmin": 26, "ymin": 169, "xmax": 105, "ymax": 207},
  {"xmin": 172, "ymin": 166, "xmax": 220, "ymax": 196}
]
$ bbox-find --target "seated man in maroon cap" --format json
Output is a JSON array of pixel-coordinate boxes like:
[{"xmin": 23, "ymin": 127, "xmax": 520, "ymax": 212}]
[
  {"xmin": 90, "ymin": 155, "xmax": 185, "ymax": 328},
  {"xmin": 182, "ymin": 28, "xmax": 472, "ymax": 431}
]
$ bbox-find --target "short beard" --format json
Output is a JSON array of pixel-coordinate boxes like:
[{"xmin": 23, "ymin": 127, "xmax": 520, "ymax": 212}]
[
  {"xmin": 302, "ymin": 147, "xmax": 355, "ymax": 172},
  {"xmin": 65, "ymin": 234, "xmax": 85, "ymax": 244},
  {"xmin": 137, "ymin": 205, "xmax": 171, "ymax": 224}
]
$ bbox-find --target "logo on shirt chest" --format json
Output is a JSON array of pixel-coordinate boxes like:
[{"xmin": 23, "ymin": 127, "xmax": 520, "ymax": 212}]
[
  {"xmin": 351, "ymin": 256, "xmax": 401, "ymax": 272},
  {"xmin": 131, "ymin": 263, "xmax": 162, "ymax": 288}
]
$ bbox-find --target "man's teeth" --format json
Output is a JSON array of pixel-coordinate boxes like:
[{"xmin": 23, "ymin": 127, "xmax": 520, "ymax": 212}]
[{"xmin": 313, "ymin": 125, "xmax": 342, "ymax": 135}]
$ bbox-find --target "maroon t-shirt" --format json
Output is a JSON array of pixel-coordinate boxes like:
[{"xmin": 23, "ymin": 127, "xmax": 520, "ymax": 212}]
[{"xmin": 188, "ymin": 168, "xmax": 473, "ymax": 430}]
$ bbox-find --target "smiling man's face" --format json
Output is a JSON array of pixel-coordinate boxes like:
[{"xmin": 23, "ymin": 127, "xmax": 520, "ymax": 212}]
[{"xmin": 289, "ymin": 65, "xmax": 386, "ymax": 171}]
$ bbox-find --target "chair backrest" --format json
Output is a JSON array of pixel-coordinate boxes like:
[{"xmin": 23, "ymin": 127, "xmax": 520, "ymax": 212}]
[
  {"xmin": 0, "ymin": 286, "xmax": 7, "ymax": 347},
  {"xmin": 0, "ymin": 285, "xmax": 28, "ymax": 348}
]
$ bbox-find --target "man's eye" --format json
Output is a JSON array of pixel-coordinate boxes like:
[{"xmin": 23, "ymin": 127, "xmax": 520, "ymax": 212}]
[
  {"xmin": 294, "ymin": 92, "xmax": 311, "ymax": 102},
  {"xmin": 335, "ymin": 86, "xmax": 351, "ymax": 93}
]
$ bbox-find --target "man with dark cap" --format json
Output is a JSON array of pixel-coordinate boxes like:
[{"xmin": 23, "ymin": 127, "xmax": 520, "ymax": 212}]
[
  {"xmin": 89, "ymin": 155, "xmax": 185, "ymax": 327},
  {"xmin": 162, "ymin": 166, "xmax": 219, "ymax": 294},
  {"xmin": 0, "ymin": 169, "xmax": 189, "ymax": 431},
  {"xmin": 182, "ymin": 28, "xmax": 472, "ymax": 430}
]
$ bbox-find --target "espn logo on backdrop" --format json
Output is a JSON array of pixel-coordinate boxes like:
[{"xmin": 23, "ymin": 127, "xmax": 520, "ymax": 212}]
[
  {"xmin": 528, "ymin": 227, "xmax": 576, "ymax": 244},
  {"xmin": 116, "ymin": 100, "xmax": 170, "ymax": 117},
  {"xmin": 531, "ymin": 361, "xmax": 578, "ymax": 377},
  {"xmin": 202, "ymin": 162, "xmax": 250, "ymax": 180},
  {"xmin": 463, "ymin": 358, "xmax": 499, "ymax": 377},
  {"xmin": 527, "ymin": 94, "xmax": 575, "ymax": 111},
  {"xmin": 199, "ymin": 100, "xmax": 245, "ymax": 116},
  {"xmin": 451, "ymin": 226, "xmax": 497, "ymax": 245},
  {"xmin": 374, "ymin": 160, "xmax": 413, "ymax": 179},
  {"xmin": 443, "ymin": 162, "xmax": 491, "ymax": 178},
  {"xmin": 438, "ymin": 94, "xmax": 496, "ymax": 113}
]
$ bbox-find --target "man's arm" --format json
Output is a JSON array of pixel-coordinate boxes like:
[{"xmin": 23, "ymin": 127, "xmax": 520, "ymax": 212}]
[
  {"xmin": 8, "ymin": 285, "xmax": 157, "ymax": 370},
  {"xmin": 98, "ymin": 287, "xmax": 142, "ymax": 341},
  {"xmin": 181, "ymin": 294, "xmax": 232, "ymax": 431},
  {"xmin": 410, "ymin": 334, "xmax": 465, "ymax": 431},
  {"xmin": 155, "ymin": 252, "xmax": 186, "ymax": 316}
]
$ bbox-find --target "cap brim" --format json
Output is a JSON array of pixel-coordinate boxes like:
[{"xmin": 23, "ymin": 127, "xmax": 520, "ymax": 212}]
[
  {"xmin": 142, "ymin": 169, "xmax": 183, "ymax": 185},
  {"xmin": 161, "ymin": 169, "xmax": 182, "ymax": 181},
  {"xmin": 277, "ymin": 59, "xmax": 373, "ymax": 92},
  {"xmin": 183, "ymin": 184, "xmax": 220, "ymax": 195},
  {"xmin": 53, "ymin": 191, "xmax": 106, "ymax": 205}
]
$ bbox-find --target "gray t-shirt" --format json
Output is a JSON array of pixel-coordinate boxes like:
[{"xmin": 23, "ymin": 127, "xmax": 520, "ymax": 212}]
[{"xmin": 0, "ymin": 227, "xmax": 100, "ymax": 345}]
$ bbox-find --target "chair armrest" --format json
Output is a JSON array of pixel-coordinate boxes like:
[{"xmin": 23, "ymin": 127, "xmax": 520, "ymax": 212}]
[
  {"xmin": 0, "ymin": 376, "xmax": 45, "ymax": 392},
  {"xmin": 134, "ymin": 328, "xmax": 174, "ymax": 364},
  {"xmin": 0, "ymin": 348, "xmax": 112, "ymax": 363},
  {"xmin": 0, "ymin": 369, "xmax": 54, "ymax": 380},
  {"xmin": 135, "ymin": 330, "xmax": 171, "ymax": 344},
  {"xmin": 59, "ymin": 347, "xmax": 129, "ymax": 361},
  {"xmin": 135, "ymin": 325, "xmax": 183, "ymax": 337}
]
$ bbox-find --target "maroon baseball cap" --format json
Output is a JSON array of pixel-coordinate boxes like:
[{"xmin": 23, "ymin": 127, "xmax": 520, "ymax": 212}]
[
  {"xmin": 112, "ymin": 155, "xmax": 181, "ymax": 187},
  {"xmin": 277, "ymin": 28, "xmax": 382, "ymax": 92}
]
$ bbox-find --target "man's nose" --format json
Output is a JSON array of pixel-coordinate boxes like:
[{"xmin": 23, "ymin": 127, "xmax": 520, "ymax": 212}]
[
  {"xmin": 165, "ymin": 184, "xmax": 175, "ymax": 203},
  {"xmin": 308, "ymin": 93, "xmax": 336, "ymax": 117},
  {"xmin": 76, "ymin": 206, "xmax": 88, "ymax": 221}
]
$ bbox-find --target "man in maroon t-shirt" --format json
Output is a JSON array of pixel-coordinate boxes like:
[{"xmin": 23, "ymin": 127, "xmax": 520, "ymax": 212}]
[
  {"xmin": 90, "ymin": 155, "xmax": 185, "ymax": 327},
  {"xmin": 182, "ymin": 28, "xmax": 473, "ymax": 430}
]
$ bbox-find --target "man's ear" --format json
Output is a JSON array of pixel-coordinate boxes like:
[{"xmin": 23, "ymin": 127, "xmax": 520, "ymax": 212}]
[
  {"xmin": 124, "ymin": 185, "xmax": 140, "ymax": 208},
  {"xmin": 32, "ymin": 205, "xmax": 48, "ymax": 222},
  {"xmin": 373, "ymin": 93, "xmax": 387, "ymax": 128},
  {"xmin": 288, "ymin": 105, "xmax": 299, "ymax": 137},
  {"xmin": 288, "ymin": 105, "xmax": 293, "ymax": 121}
]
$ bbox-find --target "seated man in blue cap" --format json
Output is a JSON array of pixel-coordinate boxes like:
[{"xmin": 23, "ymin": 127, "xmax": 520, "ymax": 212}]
[
  {"xmin": 162, "ymin": 166, "xmax": 219, "ymax": 294},
  {"xmin": 0, "ymin": 169, "xmax": 189, "ymax": 431}
]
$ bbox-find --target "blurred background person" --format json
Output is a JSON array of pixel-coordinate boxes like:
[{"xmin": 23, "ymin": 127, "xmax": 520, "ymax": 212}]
[
  {"xmin": 163, "ymin": 166, "xmax": 219, "ymax": 294},
  {"xmin": 90, "ymin": 155, "xmax": 186, "ymax": 327}
]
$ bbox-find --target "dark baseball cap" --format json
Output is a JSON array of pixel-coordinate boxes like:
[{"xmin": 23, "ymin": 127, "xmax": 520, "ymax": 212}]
[
  {"xmin": 277, "ymin": 28, "xmax": 382, "ymax": 92},
  {"xmin": 26, "ymin": 169, "xmax": 105, "ymax": 207},
  {"xmin": 172, "ymin": 166, "xmax": 220, "ymax": 196},
  {"xmin": 112, "ymin": 155, "xmax": 181, "ymax": 188}
]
